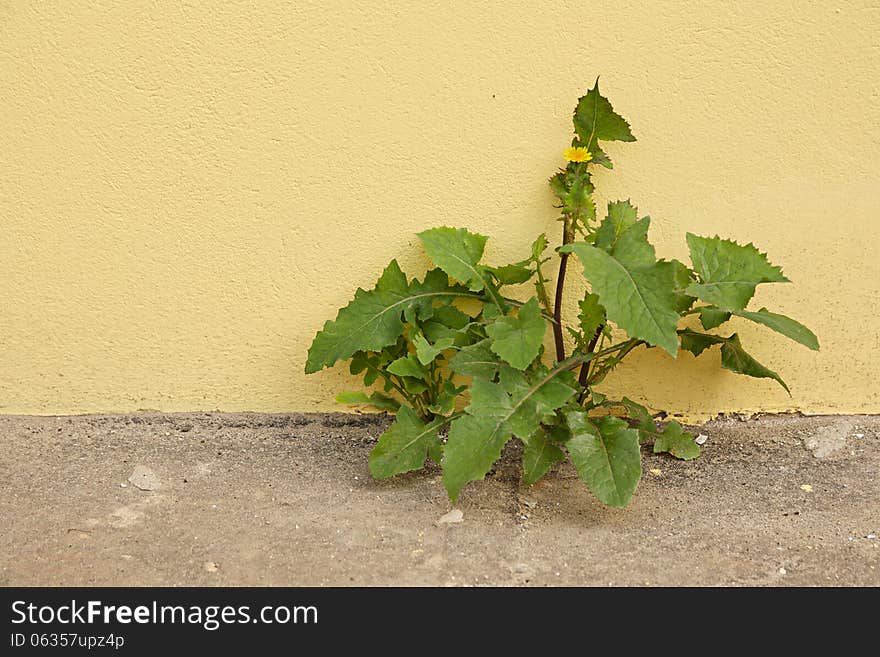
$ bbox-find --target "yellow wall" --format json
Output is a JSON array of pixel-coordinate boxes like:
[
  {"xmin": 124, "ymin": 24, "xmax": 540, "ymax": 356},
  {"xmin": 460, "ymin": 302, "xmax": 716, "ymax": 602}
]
[{"xmin": 2, "ymin": 1, "xmax": 878, "ymax": 418}]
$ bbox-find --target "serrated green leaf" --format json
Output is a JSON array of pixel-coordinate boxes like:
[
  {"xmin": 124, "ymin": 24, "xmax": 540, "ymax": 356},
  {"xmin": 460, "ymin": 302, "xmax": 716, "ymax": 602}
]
[
  {"xmin": 565, "ymin": 412, "xmax": 641, "ymax": 507},
  {"xmin": 733, "ymin": 308, "xmax": 819, "ymax": 350},
  {"xmin": 678, "ymin": 328, "xmax": 726, "ymax": 356},
  {"xmin": 369, "ymin": 406, "xmax": 444, "ymax": 479},
  {"xmin": 573, "ymin": 79, "xmax": 635, "ymax": 170},
  {"xmin": 417, "ymin": 227, "xmax": 491, "ymax": 292},
  {"xmin": 306, "ymin": 262, "xmax": 468, "ymax": 373},
  {"xmin": 653, "ymin": 420, "xmax": 700, "ymax": 460},
  {"xmin": 594, "ymin": 200, "xmax": 640, "ymax": 253},
  {"xmin": 678, "ymin": 329, "xmax": 790, "ymax": 393},
  {"xmin": 685, "ymin": 234, "xmax": 789, "ymax": 310},
  {"xmin": 522, "ymin": 428, "xmax": 566, "ymax": 486},
  {"xmin": 578, "ymin": 292, "xmax": 605, "ymax": 342},
  {"xmin": 700, "ymin": 307, "xmax": 731, "ymax": 330},
  {"xmin": 387, "ymin": 354, "xmax": 428, "ymax": 379},
  {"xmin": 485, "ymin": 298, "xmax": 547, "ymax": 370},
  {"xmin": 448, "ymin": 339, "xmax": 501, "ymax": 379},
  {"xmin": 562, "ymin": 238, "xmax": 680, "ymax": 356},
  {"xmin": 721, "ymin": 333, "xmax": 790, "ymax": 394},
  {"xmin": 412, "ymin": 332, "xmax": 455, "ymax": 365},
  {"xmin": 442, "ymin": 364, "xmax": 577, "ymax": 501}
]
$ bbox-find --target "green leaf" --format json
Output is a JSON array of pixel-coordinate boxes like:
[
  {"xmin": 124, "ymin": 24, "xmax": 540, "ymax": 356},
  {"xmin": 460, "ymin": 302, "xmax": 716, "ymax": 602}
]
[
  {"xmin": 335, "ymin": 391, "xmax": 400, "ymax": 412},
  {"xmin": 562, "ymin": 232, "xmax": 680, "ymax": 356},
  {"xmin": 621, "ymin": 397, "xmax": 657, "ymax": 434},
  {"xmin": 721, "ymin": 334, "xmax": 790, "ymax": 394},
  {"xmin": 565, "ymin": 412, "xmax": 641, "ymax": 508},
  {"xmin": 485, "ymin": 298, "xmax": 547, "ymax": 370},
  {"xmin": 530, "ymin": 233, "xmax": 549, "ymax": 261},
  {"xmin": 442, "ymin": 364, "xmax": 577, "ymax": 501},
  {"xmin": 678, "ymin": 329, "xmax": 726, "ymax": 357},
  {"xmin": 670, "ymin": 259, "xmax": 697, "ymax": 314},
  {"xmin": 594, "ymin": 200, "xmax": 640, "ymax": 253},
  {"xmin": 427, "ymin": 381, "xmax": 464, "ymax": 416},
  {"xmin": 412, "ymin": 332, "xmax": 455, "ymax": 365},
  {"xmin": 487, "ymin": 263, "xmax": 534, "ymax": 286},
  {"xmin": 685, "ymin": 234, "xmax": 789, "ymax": 310},
  {"xmin": 700, "ymin": 307, "xmax": 731, "ymax": 330},
  {"xmin": 678, "ymin": 330, "xmax": 790, "ymax": 393},
  {"xmin": 573, "ymin": 78, "xmax": 635, "ymax": 169},
  {"xmin": 441, "ymin": 415, "xmax": 510, "ymax": 502},
  {"xmin": 400, "ymin": 376, "xmax": 428, "ymax": 395},
  {"xmin": 417, "ymin": 227, "xmax": 491, "ymax": 293},
  {"xmin": 306, "ymin": 262, "xmax": 466, "ymax": 373},
  {"xmin": 732, "ymin": 308, "xmax": 819, "ymax": 351},
  {"xmin": 386, "ymin": 354, "xmax": 428, "ymax": 379},
  {"xmin": 578, "ymin": 292, "xmax": 605, "ymax": 343},
  {"xmin": 522, "ymin": 427, "xmax": 566, "ymax": 486},
  {"xmin": 653, "ymin": 421, "xmax": 700, "ymax": 460},
  {"xmin": 448, "ymin": 339, "xmax": 502, "ymax": 379},
  {"xmin": 369, "ymin": 406, "xmax": 445, "ymax": 479}
]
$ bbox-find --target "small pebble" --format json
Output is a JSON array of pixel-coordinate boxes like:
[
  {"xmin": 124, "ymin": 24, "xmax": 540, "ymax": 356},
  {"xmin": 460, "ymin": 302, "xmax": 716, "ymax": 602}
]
[
  {"xmin": 437, "ymin": 509, "xmax": 464, "ymax": 525},
  {"xmin": 800, "ymin": 484, "xmax": 813, "ymax": 493}
]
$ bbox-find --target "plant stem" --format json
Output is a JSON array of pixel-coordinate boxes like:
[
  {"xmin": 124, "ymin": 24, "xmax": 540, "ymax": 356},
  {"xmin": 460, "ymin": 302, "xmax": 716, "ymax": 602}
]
[
  {"xmin": 577, "ymin": 323, "xmax": 604, "ymax": 391},
  {"xmin": 552, "ymin": 217, "xmax": 573, "ymax": 362}
]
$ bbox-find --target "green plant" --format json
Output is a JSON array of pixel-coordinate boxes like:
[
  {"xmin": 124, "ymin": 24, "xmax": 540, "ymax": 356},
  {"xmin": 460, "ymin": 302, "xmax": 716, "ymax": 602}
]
[{"xmin": 305, "ymin": 80, "xmax": 818, "ymax": 507}]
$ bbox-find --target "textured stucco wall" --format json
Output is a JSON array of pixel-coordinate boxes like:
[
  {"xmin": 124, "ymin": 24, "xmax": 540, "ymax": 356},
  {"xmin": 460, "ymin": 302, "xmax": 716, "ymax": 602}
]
[{"xmin": 1, "ymin": 1, "xmax": 878, "ymax": 417}]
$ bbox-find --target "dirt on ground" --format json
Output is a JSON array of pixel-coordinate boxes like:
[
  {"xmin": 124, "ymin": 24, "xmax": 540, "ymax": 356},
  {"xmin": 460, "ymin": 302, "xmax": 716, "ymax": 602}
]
[{"xmin": 1, "ymin": 412, "xmax": 877, "ymax": 586}]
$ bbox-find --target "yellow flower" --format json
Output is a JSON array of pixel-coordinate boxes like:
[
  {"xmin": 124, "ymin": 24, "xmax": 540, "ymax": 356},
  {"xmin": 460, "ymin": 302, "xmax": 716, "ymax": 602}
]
[{"xmin": 563, "ymin": 146, "xmax": 593, "ymax": 163}]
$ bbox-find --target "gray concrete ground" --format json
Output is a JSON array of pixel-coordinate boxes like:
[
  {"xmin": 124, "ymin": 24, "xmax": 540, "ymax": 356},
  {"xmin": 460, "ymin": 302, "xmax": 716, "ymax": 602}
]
[{"xmin": 1, "ymin": 412, "xmax": 877, "ymax": 586}]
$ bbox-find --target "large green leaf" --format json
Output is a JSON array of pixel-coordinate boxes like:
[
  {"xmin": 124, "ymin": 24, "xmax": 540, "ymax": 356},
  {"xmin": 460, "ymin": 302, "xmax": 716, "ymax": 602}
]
[
  {"xmin": 653, "ymin": 421, "xmax": 700, "ymax": 460},
  {"xmin": 369, "ymin": 406, "xmax": 445, "ymax": 479},
  {"xmin": 442, "ymin": 365, "xmax": 577, "ymax": 501},
  {"xmin": 573, "ymin": 79, "xmax": 635, "ymax": 169},
  {"xmin": 417, "ymin": 227, "xmax": 488, "ymax": 291},
  {"xmin": 522, "ymin": 427, "xmax": 566, "ymax": 486},
  {"xmin": 733, "ymin": 308, "xmax": 819, "ymax": 351},
  {"xmin": 565, "ymin": 412, "xmax": 641, "ymax": 508},
  {"xmin": 685, "ymin": 234, "xmax": 789, "ymax": 310},
  {"xmin": 306, "ymin": 263, "xmax": 467, "ymax": 373},
  {"xmin": 485, "ymin": 298, "xmax": 547, "ymax": 370},
  {"xmin": 562, "ymin": 231, "xmax": 680, "ymax": 356},
  {"xmin": 678, "ymin": 329, "xmax": 790, "ymax": 393},
  {"xmin": 448, "ymin": 339, "xmax": 502, "ymax": 379}
]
